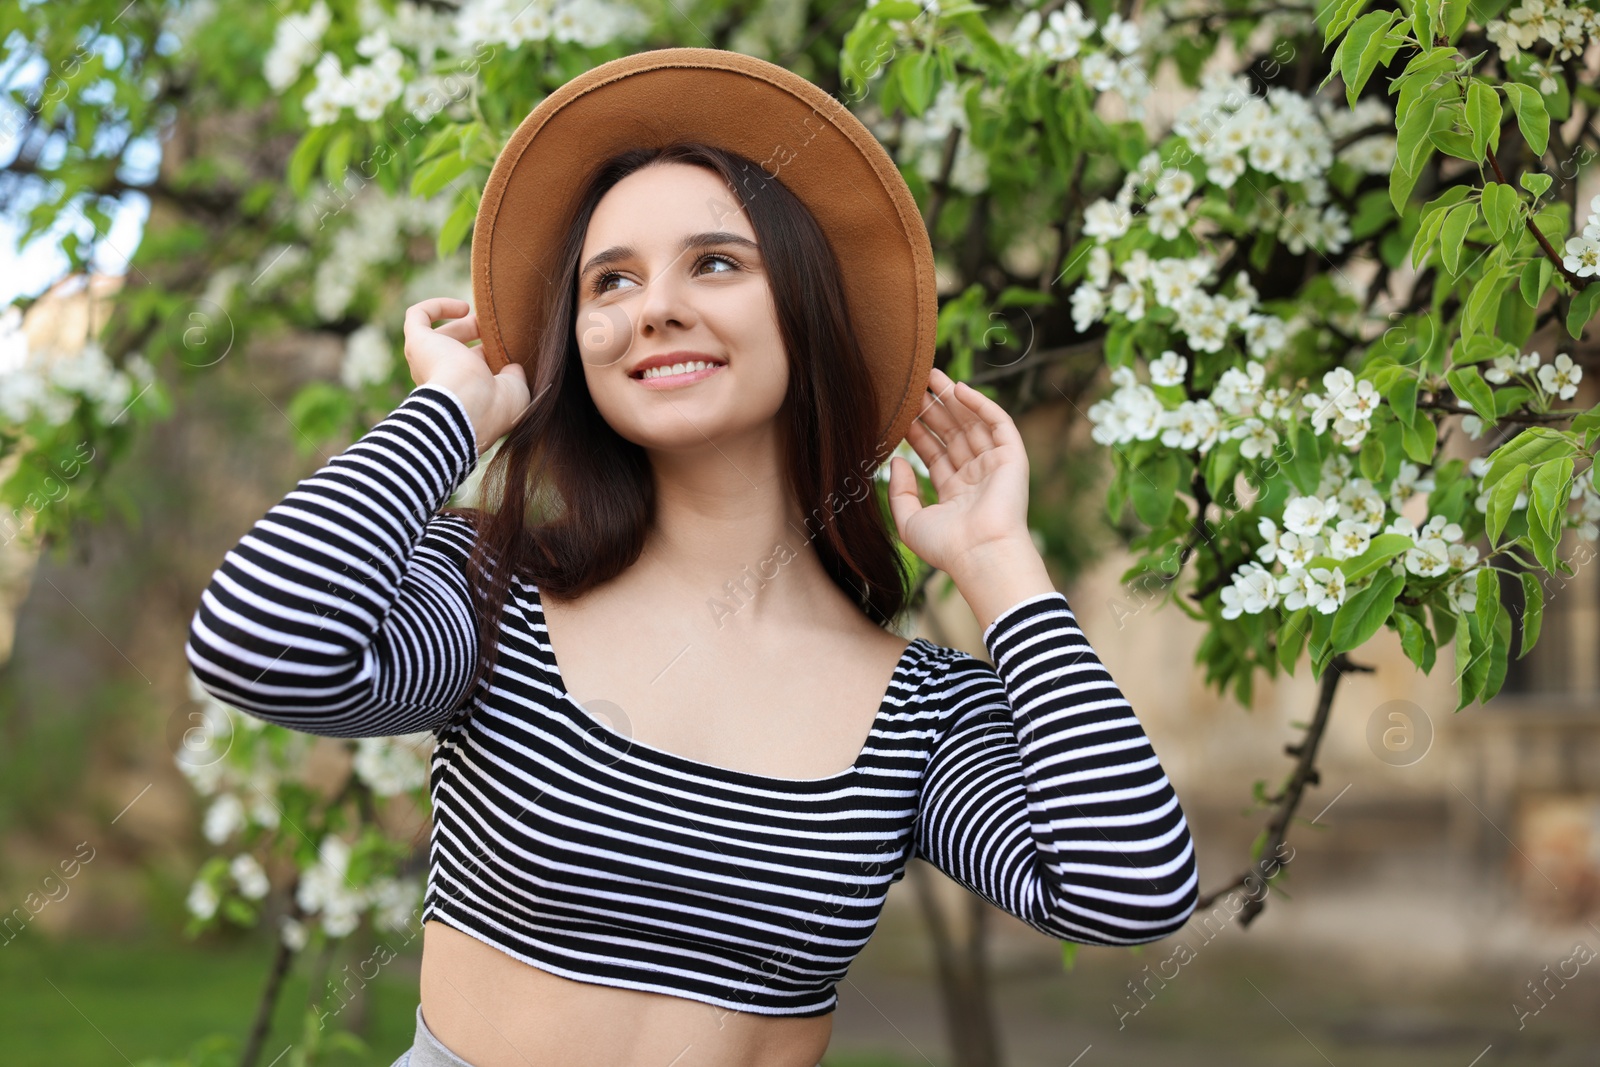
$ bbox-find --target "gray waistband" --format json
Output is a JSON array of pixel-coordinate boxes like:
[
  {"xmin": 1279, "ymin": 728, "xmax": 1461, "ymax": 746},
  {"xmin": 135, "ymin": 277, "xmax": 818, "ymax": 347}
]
[
  {"xmin": 394, "ymin": 1003, "xmax": 480, "ymax": 1067},
  {"xmin": 391, "ymin": 1001, "xmax": 827, "ymax": 1067}
]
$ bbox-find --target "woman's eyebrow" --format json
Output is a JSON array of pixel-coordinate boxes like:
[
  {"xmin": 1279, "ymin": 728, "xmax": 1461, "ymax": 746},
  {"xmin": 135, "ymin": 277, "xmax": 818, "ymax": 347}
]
[{"xmin": 578, "ymin": 231, "xmax": 761, "ymax": 282}]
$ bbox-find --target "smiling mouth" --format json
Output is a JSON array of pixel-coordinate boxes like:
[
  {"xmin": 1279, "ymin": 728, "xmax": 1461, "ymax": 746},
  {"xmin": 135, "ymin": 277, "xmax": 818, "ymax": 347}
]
[{"xmin": 632, "ymin": 360, "xmax": 727, "ymax": 386}]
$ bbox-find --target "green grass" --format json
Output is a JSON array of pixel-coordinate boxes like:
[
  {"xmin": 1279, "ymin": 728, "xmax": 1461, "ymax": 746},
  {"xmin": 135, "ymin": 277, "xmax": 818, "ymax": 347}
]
[{"xmin": 0, "ymin": 927, "xmax": 420, "ymax": 1066}]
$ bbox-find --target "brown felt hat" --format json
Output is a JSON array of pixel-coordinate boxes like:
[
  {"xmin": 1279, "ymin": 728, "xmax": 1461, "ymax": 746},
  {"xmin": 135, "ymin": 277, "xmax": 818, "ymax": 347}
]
[{"xmin": 468, "ymin": 46, "xmax": 937, "ymax": 460}]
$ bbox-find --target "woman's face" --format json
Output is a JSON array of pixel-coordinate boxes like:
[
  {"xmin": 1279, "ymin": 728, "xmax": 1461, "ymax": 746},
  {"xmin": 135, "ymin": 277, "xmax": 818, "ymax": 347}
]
[{"xmin": 573, "ymin": 162, "xmax": 789, "ymax": 455}]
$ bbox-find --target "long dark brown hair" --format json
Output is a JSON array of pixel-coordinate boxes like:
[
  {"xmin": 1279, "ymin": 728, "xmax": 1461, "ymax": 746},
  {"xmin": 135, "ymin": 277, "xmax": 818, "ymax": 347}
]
[{"xmin": 433, "ymin": 141, "xmax": 914, "ymax": 735}]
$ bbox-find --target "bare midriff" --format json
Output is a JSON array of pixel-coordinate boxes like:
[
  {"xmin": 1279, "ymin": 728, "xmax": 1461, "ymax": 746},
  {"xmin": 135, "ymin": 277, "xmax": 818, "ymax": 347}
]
[{"xmin": 418, "ymin": 920, "xmax": 832, "ymax": 1067}]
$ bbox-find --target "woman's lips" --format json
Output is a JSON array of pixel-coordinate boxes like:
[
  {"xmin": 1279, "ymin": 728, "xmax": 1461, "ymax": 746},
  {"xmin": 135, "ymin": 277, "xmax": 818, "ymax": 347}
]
[{"xmin": 631, "ymin": 363, "xmax": 726, "ymax": 390}]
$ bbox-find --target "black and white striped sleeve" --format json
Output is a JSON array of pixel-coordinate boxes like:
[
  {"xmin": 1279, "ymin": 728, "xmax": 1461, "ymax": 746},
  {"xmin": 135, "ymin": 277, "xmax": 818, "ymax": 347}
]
[
  {"xmin": 184, "ymin": 384, "xmax": 482, "ymax": 739},
  {"xmin": 913, "ymin": 591, "xmax": 1198, "ymax": 944}
]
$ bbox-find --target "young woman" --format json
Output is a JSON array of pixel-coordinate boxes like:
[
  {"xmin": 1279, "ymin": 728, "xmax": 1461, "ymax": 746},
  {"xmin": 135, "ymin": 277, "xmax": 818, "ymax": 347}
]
[{"xmin": 186, "ymin": 53, "xmax": 1197, "ymax": 1067}]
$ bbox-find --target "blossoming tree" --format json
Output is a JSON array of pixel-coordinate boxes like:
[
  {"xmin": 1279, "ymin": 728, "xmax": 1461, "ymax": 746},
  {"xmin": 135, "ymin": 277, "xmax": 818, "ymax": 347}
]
[{"xmin": 4, "ymin": 0, "xmax": 1599, "ymax": 1064}]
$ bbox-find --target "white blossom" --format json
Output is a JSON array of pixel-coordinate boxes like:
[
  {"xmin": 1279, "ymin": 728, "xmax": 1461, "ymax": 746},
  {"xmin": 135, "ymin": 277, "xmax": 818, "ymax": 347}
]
[
  {"xmin": 1310, "ymin": 566, "xmax": 1346, "ymax": 614},
  {"xmin": 1149, "ymin": 350, "xmax": 1186, "ymax": 387},
  {"xmin": 1389, "ymin": 461, "xmax": 1436, "ymax": 513},
  {"xmin": 1405, "ymin": 536, "xmax": 1452, "ymax": 577},
  {"xmin": 281, "ymin": 916, "xmax": 309, "ymax": 951},
  {"xmin": 341, "ymin": 324, "xmax": 393, "ymax": 390},
  {"xmin": 203, "ymin": 793, "xmax": 246, "ymax": 845},
  {"xmin": 1160, "ymin": 399, "xmax": 1221, "ymax": 453},
  {"xmin": 1326, "ymin": 519, "xmax": 1372, "ymax": 561},
  {"xmin": 1087, "ymin": 245, "xmax": 1113, "ymax": 289},
  {"xmin": 1537, "ymin": 352, "xmax": 1582, "ymax": 400},
  {"xmin": 1337, "ymin": 477, "xmax": 1387, "ymax": 530},
  {"xmin": 1283, "ymin": 495, "xmax": 1338, "ymax": 537},
  {"xmin": 1233, "ymin": 417, "xmax": 1280, "ymax": 460},
  {"xmin": 187, "ymin": 877, "xmax": 219, "ymax": 920},
  {"xmin": 264, "ymin": 0, "xmax": 332, "ymax": 92},
  {"xmin": 230, "ymin": 853, "xmax": 271, "ymax": 900},
  {"xmin": 1221, "ymin": 562, "xmax": 1279, "ymax": 618},
  {"xmin": 1100, "ymin": 11, "xmax": 1141, "ymax": 53},
  {"xmin": 352, "ymin": 733, "xmax": 432, "ymax": 795},
  {"xmin": 1278, "ymin": 569, "xmax": 1328, "ymax": 612},
  {"xmin": 1560, "ymin": 235, "xmax": 1598, "ymax": 275},
  {"xmin": 1082, "ymin": 198, "xmax": 1132, "ymax": 241},
  {"xmin": 1446, "ymin": 569, "xmax": 1480, "ymax": 613}
]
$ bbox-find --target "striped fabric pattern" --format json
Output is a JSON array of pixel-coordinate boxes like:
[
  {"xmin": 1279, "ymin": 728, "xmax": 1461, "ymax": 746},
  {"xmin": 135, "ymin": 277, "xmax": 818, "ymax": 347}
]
[{"xmin": 185, "ymin": 384, "xmax": 1198, "ymax": 1017}]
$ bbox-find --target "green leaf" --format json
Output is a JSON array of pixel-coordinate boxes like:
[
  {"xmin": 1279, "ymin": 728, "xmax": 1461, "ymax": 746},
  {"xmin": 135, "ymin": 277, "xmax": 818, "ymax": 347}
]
[
  {"xmin": 1445, "ymin": 366, "xmax": 1497, "ymax": 423},
  {"xmin": 1431, "ymin": 601, "xmax": 1457, "ymax": 649},
  {"xmin": 1388, "ymin": 376, "xmax": 1418, "ymax": 426},
  {"xmin": 410, "ymin": 152, "xmax": 472, "ymax": 199},
  {"xmin": 322, "ymin": 128, "xmax": 354, "ymax": 189},
  {"xmin": 1572, "ymin": 404, "xmax": 1600, "ymax": 449},
  {"xmin": 1399, "ymin": 415, "xmax": 1438, "ymax": 463},
  {"xmin": 1480, "ymin": 182, "xmax": 1517, "ymax": 240},
  {"xmin": 1465, "ymin": 79, "xmax": 1502, "ymax": 160},
  {"xmin": 1454, "ymin": 611, "xmax": 1481, "ymax": 710},
  {"xmin": 1474, "ymin": 567, "xmax": 1500, "ymax": 637},
  {"xmin": 1486, "ymin": 462, "xmax": 1528, "ymax": 544},
  {"xmin": 865, "ymin": 0, "xmax": 925, "ymax": 20},
  {"xmin": 1529, "ymin": 456, "xmax": 1573, "ymax": 539},
  {"xmin": 1323, "ymin": 0, "xmax": 1373, "ymax": 44},
  {"xmin": 1432, "ymin": 126, "xmax": 1478, "ymax": 161},
  {"xmin": 1344, "ymin": 11, "xmax": 1400, "ymax": 106},
  {"xmin": 1493, "ymin": 386, "xmax": 1532, "ymax": 418},
  {"xmin": 1359, "ymin": 435, "xmax": 1386, "ymax": 482},
  {"xmin": 1277, "ymin": 608, "xmax": 1311, "ymax": 675},
  {"xmin": 1483, "ymin": 427, "xmax": 1579, "ymax": 488},
  {"xmin": 898, "ymin": 50, "xmax": 939, "ymax": 117},
  {"xmin": 1526, "ymin": 501, "xmax": 1561, "ymax": 572},
  {"xmin": 1390, "ymin": 152, "xmax": 1426, "ymax": 213},
  {"xmin": 1479, "ymin": 606, "xmax": 1513, "ymax": 703},
  {"xmin": 1519, "ymin": 257, "xmax": 1552, "ymax": 307},
  {"xmin": 1410, "ymin": 189, "xmax": 1458, "ymax": 269},
  {"xmin": 1341, "ymin": 533, "xmax": 1414, "ymax": 582},
  {"xmin": 1450, "ymin": 334, "xmax": 1514, "ymax": 366},
  {"xmin": 1462, "ymin": 268, "xmax": 1510, "ymax": 339},
  {"xmin": 1438, "ymin": 201, "xmax": 1478, "ymax": 274},
  {"xmin": 436, "ymin": 193, "xmax": 477, "ymax": 259},
  {"xmin": 288, "ymin": 126, "xmax": 334, "ymax": 198},
  {"xmin": 1332, "ymin": 567, "xmax": 1406, "ymax": 653},
  {"xmin": 1394, "ymin": 609, "xmax": 1437, "ymax": 673},
  {"xmin": 1520, "ymin": 172, "xmax": 1552, "ymax": 197},
  {"xmin": 1131, "ymin": 452, "xmax": 1180, "ymax": 527},
  {"xmin": 1500, "ymin": 82, "xmax": 1549, "ymax": 156},
  {"xmin": 1567, "ymin": 283, "xmax": 1600, "ymax": 340},
  {"xmin": 1398, "ymin": 85, "xmax": 1447, "ymax": 174},
  {"xmin": 1310, "ymin": 606, "xmax": 1337, "ymax": 677},
  {"xmin": 1443, "ymin": 0, "xmax": 1470, "ymax": 39},
  {"xmin": 1517, "ymin": 571, "xmax": 1543, "ymax": 658}
]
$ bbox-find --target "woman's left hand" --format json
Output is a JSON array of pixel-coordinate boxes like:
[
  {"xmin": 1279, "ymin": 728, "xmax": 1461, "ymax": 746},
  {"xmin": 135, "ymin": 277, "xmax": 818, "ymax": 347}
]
[{"xmin": 886, "ymin": 367, "xmax": 1038, "ymax": 582}]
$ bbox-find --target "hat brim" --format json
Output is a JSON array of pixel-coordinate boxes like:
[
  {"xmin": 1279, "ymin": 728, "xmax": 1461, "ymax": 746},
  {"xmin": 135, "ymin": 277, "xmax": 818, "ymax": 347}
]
[{"xmin": 470, "ymin": 46, "xmax": 937, "ymax": 460}]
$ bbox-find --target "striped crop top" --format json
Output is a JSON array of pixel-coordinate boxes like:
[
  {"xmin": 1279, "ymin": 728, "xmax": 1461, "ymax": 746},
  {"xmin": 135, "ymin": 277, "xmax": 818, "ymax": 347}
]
[{"xmin": 184, "ymin": 384, "xmax": 1199, "ymax": 1017}]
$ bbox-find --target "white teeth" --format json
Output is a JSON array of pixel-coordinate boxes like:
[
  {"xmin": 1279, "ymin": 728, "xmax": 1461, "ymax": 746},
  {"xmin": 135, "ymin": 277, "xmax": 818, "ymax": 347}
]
[{"xmin": 640, "ymin": 360, "xmax": 720, "ymax": 380}]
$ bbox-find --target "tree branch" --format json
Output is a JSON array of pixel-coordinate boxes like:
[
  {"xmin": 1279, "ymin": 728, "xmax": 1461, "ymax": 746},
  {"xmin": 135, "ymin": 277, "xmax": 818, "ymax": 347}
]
[
  {"xmin": 238, "ymin": 873, "xmax": 304, "ymax": 1067},
  {"xmin": 1415, "ymin": 397, "xmax": 1587, "ymax": 424},
  {"xmin": 1192, "ymin": 653, "xmax": 1374, "ymax": 925},
  {"xmin": 1484, "ymin": 143, "xmax": 1589, "ymax": 291}
]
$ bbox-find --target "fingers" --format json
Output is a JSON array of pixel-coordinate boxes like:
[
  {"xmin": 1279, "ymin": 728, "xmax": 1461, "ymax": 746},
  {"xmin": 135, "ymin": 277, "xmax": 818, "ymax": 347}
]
[
  {"xmin": 885, "ymin": 455, "xmax": 923, "ymax": 534},
  {"xmin": 433, "ymin": 311, "xmax": 480, "ymax": 342},
  {"xmin": 912, "ymin": 368, "xmax": 992, "ymax": 471},
  {"xmin": 416, "ymin": 297, "xmax": 471, "ymax": 323},
  {"xmin": 404, "ymin": 298, "xmax": 471, "ymax": 340},
  {"xmin": 947, "ymin": 372, "xmax": 1023, "ymax": 449},
  {"xmin": 904, "ymin": 417, "xmax": 954, "ymax": 486}
]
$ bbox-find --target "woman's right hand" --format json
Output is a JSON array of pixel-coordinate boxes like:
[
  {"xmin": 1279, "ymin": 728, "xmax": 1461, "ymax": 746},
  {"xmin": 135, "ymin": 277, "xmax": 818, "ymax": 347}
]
[{"xmin": 403, "ymin": 297, "xmax": 531, "ymax": 456}]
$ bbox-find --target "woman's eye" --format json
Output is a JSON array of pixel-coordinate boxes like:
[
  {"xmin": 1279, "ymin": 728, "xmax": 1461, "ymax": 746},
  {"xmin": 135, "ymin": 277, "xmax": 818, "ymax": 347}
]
[
  {"xmin": 699, "ymin": 253, "xmax": 740, "ymax": 275},
  {"xmin": 587, "ymin": 253, "xmax": 742, "ymax": 296}
]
